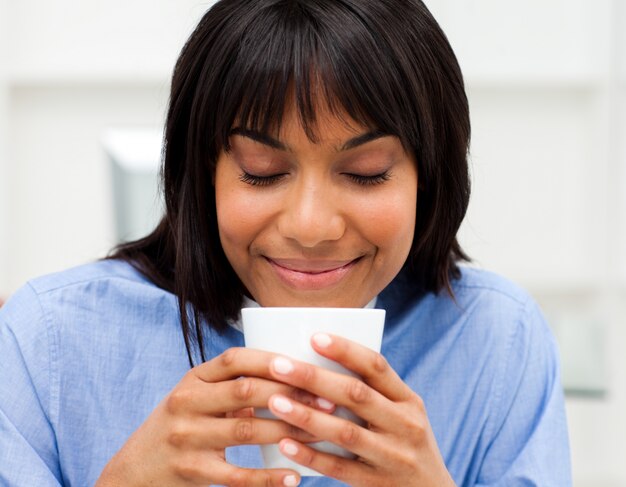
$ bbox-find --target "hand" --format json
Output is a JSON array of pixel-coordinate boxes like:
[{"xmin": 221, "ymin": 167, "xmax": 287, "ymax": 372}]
[
  {"xmin": 265, "ymin": 333, "xmax": 456, "ymax": 487},
  {"xmin": 96, "ymin": 348, "xmax": 335, "ymax": 487}
]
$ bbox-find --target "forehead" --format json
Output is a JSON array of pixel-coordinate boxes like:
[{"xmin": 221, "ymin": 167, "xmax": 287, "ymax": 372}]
[
  {"xmin": 229, "ymin": 87, "xmax": 407, "ymax": 156},
  {"xmin": 276, "ymin": 101, "xmax": 370, "ymax": 144},
  {"xmin": 235, "ymin": 84, "xmax": 374, "ymax": 144}
]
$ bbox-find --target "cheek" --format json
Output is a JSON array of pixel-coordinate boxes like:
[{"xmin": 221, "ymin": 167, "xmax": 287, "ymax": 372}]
[
  {"xmin": 215, "ymin": 179, "xmax": 277, "ymax": 260},
  {"xmin": 216, "ymin": 192, "xmax": 251, "ymax": 244},
  {"xmin": 356, "ymin": 189, "xmax": 417, "ymax": 254},
  {"xmin": 215, "ymin": 166, "xmax": 254, "ymax": 256},
  {"xmin": 216, "ymin": 193, "xmax": 261, "ymax": 255}
]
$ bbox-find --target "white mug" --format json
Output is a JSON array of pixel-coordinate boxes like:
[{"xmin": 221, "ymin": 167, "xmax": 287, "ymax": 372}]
[{"xmin": 242, "ymin": 307, "xmax": 385, "ymax": 476}]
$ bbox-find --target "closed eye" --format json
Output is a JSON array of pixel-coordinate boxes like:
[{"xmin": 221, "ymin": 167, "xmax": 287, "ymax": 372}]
[
  {"xmin": 345, "ymin": 171, "xmax": 391, "ymax": 186},
  {"xmin": 238, "ymin": 171, "xmax": 287, "ymax": 187}
]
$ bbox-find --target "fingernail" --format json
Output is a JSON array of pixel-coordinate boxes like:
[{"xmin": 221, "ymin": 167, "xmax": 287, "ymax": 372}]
[
  {"xmin": 272, "ymin": 396, "xmax": 294, "ymax": 413},
  {"xmin": 282, "ymin": 441, "xmax": 299, "ymax": 456},
  {"xmin": 312, "ymin": 333, "xmax": 332, "ymax": 348},
  {"xmin": 316, "ymin": 397, "xmax": 335, "ymax": 410},
  {"xmin": 273, "ymin": 357, "xmax": 294, "ymax": 375},
  {"xmin": 283, "ymin": 474, "xmax": 299, "ymax": 486}
]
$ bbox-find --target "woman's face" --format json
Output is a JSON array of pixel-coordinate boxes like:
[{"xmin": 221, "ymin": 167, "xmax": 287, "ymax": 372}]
[{"xmin": 215, "ymin": 105, "xmax": 418, "ymax": 307}]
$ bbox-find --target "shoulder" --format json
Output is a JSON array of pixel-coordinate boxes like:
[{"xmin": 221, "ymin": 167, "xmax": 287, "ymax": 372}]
[
  {"xmin": 29, "ymin": 258, "xmax": 172, "ymax": 310},
  {"xmin": 26, "ymin": 258, "xmax": 159, "ymax": 296},
  {"xmin": 452, "ymin": 265, "xmax": 531, "ymax": 305},
  {"xmin": 383, "ymin": 265, "xmax": 557, "ymax": 366},
  {"xmin": 0, "ymin": 258, "xmax": 184, "ymax": 411},
  {"xmin": 445, "ymin": 266, "xmax": 557, "ymax": 357},
  {"xmin": 452, "ymin": 265, "xmax": 554, "ymax": 342},
  {"xmin": 0, "ymin": 261, "xmax": 187, "ymax": 484},
  {"xmin": 385, "ymin": 265, "xmax": 543, "ymax": 330},
  {"xmin": 0, "ymin": 259, "xmax": 176, "ymax": 341},
  {"xmin": 454, "ymin": 266, "xmax": 541, "ymax": 326},
  {"xmin": 448, "ymin": 268, "xmax": 562, "ymax": 417},
  {"xmin": 0, "ymin": 261, "xmax": 155, "ymax": 438},
  {"xmin": 452, "ymin": 270, "xmax": 570, "ymax": 482}
]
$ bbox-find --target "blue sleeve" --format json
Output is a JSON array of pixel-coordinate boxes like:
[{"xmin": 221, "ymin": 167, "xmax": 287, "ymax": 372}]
[
  {"xmin": 0, "ymin": 284, "xmax": 63, "ymax": 486},
  {"xmin": 476, "ymin": 299, "xmax": 572, "ymax": 486}
]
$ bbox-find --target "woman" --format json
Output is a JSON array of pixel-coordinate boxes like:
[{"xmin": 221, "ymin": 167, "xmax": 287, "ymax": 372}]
[{"xmin": 0, "ymin": 1, "xmax": 571, "ymax": 486}]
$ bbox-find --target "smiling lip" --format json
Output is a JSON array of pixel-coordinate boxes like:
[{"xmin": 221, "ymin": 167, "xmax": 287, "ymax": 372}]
[{"xmin": 265, "ymin": 257, "xmax": 361, "ymax": 290}]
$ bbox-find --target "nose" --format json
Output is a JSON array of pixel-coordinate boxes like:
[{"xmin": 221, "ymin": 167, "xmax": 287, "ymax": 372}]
[{"xmin": 277, "ymin": 178, "xmax": 346, "ymax": 248}]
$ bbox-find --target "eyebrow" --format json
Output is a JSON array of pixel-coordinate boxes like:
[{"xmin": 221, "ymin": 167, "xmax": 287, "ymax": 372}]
[{"xmin": 229, "ymin": 127, "xmax": 389, "ymax": 152}]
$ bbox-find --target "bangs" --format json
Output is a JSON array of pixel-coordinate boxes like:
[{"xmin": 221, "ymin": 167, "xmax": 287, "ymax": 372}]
[
  {"xmin": 154, "ymin": 0, "xmax": 470, "ymax": 359},
  {"xmin": 206, "ymin": 0, "xmax": 418, "ymax": 151}
]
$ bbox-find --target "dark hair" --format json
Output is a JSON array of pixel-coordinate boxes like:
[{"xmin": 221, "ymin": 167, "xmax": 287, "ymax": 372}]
[{"xmin": 109, "ymin": 0, "xmax": 471, "ymax": 366}]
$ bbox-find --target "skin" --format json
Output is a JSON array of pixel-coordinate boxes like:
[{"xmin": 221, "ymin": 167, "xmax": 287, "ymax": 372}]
[
  {"xmin": 214, "ymin": 105, "xmax": 417, "ymax": 308},
  {"xmin": 96, "ymin": 105, "xmax": 455, "ymax": 486},
  {"xmin": 268, "ymin": 333, "xmax": 456, "ymax": 486}
]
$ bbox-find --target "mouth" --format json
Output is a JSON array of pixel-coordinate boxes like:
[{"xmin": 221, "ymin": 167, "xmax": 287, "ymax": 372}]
[{"xmin": 264, "ymin": 257, "xmax": 363, "ymax": 291}]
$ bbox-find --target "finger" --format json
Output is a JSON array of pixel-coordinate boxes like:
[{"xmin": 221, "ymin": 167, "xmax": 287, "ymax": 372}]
[
  {"xmin": 268, "ymin": 394, "xmax": 384, "ymax": 463},
  {"xmin": 277, "ymin": 438, "xmax": 373, "ymax": 485},
  {"xmin": 168, "ymin": 416, "xmax": 319, "ymax": 450},
  {"xmin": 192, "ymin": 347, "xmax": 277, "ymax": 382},
  {"xmin": 311, "ymin": 333, "xmax": 414, "ymax": 402},
  {"xmin": 197, "ymin": 459, "xmax": 301, "ymax": 487},
  {"xmin": 168, "ymin": 376, "xmax": 336, "ymax": 415},
  {"xmin": 226, "ymin": 407, "xmax": 255, "ymax": 418},
  {"xmin": 268, "ymin": 355, "xmax": 403, "ymax": 429}
]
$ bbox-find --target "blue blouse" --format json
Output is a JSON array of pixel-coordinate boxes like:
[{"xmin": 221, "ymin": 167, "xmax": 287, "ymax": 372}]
[{"xmin": 0, "ymin": 259, "xmax": 571, "ymax": 486}]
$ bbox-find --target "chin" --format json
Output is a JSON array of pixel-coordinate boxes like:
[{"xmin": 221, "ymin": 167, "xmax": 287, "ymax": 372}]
[{"xmin": 257, "ymin": 292, "xmax": 369, "ymax": 309}]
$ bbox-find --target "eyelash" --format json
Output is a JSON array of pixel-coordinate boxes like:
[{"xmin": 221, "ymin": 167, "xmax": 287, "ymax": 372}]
[
  {"xmin": 238, "ymin": 172, "xmax": 287, "ymax": 186},
  {"xmin": 346, "ymin": 172, "xmax": 391, "ymax": 186},
  {"xmin": 238, "ymin": 171, "xmax": 391, "ymax": 187}
]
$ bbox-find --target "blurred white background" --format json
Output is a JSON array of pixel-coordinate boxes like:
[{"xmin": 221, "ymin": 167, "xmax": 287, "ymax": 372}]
[{"xmin": 0, "ymin": 1, "xmax": 624, "ymax": 485}]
